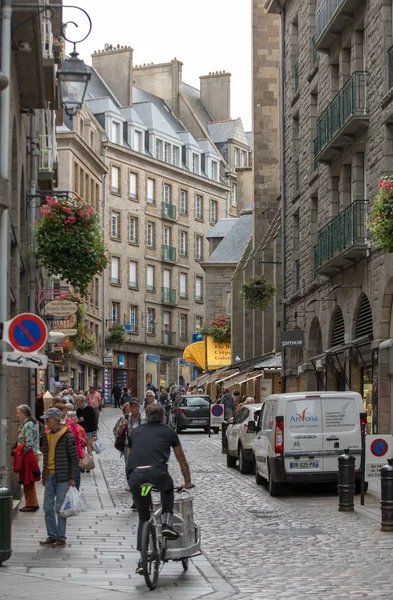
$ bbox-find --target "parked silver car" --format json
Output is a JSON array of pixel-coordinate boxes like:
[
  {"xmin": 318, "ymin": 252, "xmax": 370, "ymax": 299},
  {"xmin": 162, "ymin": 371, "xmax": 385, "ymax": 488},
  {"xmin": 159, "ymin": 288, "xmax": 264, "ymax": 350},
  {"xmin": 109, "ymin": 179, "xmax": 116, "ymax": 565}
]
[{"xmin": 226, "ymin": 404, "xmax": 262, "ymax": 473}]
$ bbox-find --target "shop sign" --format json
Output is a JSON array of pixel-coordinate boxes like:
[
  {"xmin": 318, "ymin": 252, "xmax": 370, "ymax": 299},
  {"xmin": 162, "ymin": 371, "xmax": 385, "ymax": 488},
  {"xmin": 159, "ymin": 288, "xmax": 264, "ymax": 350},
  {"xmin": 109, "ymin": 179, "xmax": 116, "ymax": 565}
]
[
  {"xmin": 281, "ymin": 330, "xmax": 305, "ymax": 348},
  {"xmin": 118, "ymin": 354, "xmax": 125, "ymax": 367},
  {"xmin": 104, "ymin": 349, "xmax": 114, "ymax": 363},
  {"xmin": 365, "ymin": 435, "xmax": 393, "ymax": 479},
  {"xmin": 206, "ymin": 336, "xmax": 231, "ymax": 369},
  {"xmin": 45, "ymin": 300, "xmax": 78, "ymax": 317},
  {"xmin": 52, "ymin": 311, "xmax": 78, "ymax": 338}
]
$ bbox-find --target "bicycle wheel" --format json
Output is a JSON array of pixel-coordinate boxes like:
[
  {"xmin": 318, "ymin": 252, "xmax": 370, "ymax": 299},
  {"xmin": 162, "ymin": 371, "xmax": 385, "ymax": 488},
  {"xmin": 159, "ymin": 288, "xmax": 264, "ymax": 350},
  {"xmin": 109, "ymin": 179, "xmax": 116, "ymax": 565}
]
[{"xmin": 141, "ymin": 520, "xmax": 160, "ymax": 590}]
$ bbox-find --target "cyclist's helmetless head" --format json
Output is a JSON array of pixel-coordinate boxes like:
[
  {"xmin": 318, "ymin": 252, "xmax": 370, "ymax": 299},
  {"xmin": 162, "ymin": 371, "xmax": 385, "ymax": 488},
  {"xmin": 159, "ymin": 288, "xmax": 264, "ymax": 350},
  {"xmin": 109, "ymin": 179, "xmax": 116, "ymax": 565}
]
[{"xmin": 146, "ymin": 404, "xmax": 165, "ymax": 424}]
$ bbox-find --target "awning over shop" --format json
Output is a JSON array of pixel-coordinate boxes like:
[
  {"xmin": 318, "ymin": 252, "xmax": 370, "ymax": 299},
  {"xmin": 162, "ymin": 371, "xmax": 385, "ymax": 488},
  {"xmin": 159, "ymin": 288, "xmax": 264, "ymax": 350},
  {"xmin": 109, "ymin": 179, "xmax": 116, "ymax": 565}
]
[
  {"xmin": 183, "ymin": 341, "xmax": 206, "ymax": 370},
  {"xmin": 146, "ymin": 354, "xmax": 162, "ymax": 364},
  {"xmin": 179, "ymin": 358, "xmax": 195, "ymax": 367}
]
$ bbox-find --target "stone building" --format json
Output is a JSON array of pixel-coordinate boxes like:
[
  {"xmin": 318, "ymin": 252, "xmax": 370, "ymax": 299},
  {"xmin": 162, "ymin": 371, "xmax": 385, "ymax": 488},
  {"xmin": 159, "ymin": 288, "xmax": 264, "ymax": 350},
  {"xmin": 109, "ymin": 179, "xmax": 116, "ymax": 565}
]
[
  {"xmin": 0, "ymin": 1, "xmax": 62, "ymax": 492},
  {"xmin": 81, "ymin": 49, "xmax": 244, "ymax": 399},
  {"xmin": 266, "ymin": 0, "xmax": 393, "ymax": 435}
]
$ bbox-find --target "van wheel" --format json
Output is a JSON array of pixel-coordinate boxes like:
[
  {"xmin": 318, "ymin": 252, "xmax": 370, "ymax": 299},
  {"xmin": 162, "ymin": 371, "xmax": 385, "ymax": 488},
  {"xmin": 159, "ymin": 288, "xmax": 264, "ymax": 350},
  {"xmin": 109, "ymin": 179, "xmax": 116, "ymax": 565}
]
[
  {"xmin": 238, "ymin": 447, "xmax": 252, "ymax": 474},
  {"xmin": 254, "ymin": 460, "xmax": 264, "ymax": 486},
  {"xmin": 226, "ymin": 452, "xmax": 237, "ymax": 468},
  {"xmin": 268, "ymin": 468, "xmax": 283, "ymax": 497}
]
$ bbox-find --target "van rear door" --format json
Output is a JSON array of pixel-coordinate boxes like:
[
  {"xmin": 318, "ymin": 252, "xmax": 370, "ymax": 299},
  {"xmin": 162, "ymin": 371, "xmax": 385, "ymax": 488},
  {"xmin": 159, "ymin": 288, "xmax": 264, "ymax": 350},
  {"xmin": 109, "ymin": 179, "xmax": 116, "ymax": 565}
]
[
  {"xmin": 284, "ymin": 396, "xmax": 323, "ymax": 474},
  {"xmin": 322, "ymin": 395, "xmax": 362, "ymax": 472}
]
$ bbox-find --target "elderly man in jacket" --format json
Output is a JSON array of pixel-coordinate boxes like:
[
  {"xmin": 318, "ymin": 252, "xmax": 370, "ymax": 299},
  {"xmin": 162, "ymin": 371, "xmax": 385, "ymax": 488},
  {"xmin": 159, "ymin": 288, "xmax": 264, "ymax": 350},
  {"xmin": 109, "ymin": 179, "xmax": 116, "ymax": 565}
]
[{"xmin": 39, "ymin": 407, "xmax": 79, "ymax": 548}]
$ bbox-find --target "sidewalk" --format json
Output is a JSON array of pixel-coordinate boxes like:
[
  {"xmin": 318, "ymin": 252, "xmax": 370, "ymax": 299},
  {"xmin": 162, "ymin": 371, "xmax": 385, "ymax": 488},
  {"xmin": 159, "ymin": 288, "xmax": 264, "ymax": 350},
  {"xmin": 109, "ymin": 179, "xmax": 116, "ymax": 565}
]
[{"xmin": 0, "ymin": 411, "xmax": 235, "ymax": 600}]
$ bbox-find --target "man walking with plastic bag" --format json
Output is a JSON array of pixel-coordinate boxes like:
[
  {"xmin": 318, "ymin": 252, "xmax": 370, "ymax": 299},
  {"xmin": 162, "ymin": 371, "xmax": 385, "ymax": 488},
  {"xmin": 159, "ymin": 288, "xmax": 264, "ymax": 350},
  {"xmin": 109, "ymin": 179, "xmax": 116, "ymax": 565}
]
[{"xmin": 39, "ymin": 407, "xmax": 79, "ymax": 548}]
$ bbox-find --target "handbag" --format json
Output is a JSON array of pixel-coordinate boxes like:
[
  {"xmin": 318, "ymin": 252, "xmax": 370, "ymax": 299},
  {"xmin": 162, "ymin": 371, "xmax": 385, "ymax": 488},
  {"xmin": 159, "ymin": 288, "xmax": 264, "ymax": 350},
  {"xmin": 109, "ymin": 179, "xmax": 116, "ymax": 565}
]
[
  {"xmin": 114, "ymin": 432, "xmax": 126, "ymax": 453},
  {"xmin": 79, "ymin": 450, "xmax": 95, "ymax": 471}
]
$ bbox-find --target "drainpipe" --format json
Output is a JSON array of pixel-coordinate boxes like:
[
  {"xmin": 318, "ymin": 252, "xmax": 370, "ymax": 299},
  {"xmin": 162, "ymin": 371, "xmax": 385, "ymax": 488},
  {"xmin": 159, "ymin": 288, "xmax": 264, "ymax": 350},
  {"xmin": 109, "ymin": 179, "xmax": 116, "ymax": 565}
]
[
  {"xmin": 28, "ymin": 112, "xmax": 39, "ymax": 410},
  {"xmin": 279, "ymin": 5, "xmax": 287, "ymax": 393},
  {"xmin": 0, "ymin": 0, "xmax": 12, "ymax": 489}
]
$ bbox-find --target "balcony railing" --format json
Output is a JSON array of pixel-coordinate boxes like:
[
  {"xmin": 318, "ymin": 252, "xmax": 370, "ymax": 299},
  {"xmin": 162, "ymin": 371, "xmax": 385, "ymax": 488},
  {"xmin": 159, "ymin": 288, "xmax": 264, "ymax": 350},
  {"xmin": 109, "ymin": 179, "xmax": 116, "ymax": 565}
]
[
  {"xmin": 162, "ymin": 245, "xmax": 176, "ymax": 261},
  {"xmin": 162, "ymin": 287, "xmax": 177, "ymax": 304},
  {"xmin": 294, "ymin": 63, "xmax": 299, "ymax": 94},
  {"xmin": 162, "ymin": 202, "xmax": 177, "ymax": 220},
  {"xmin": 41, "ymin": 16, "xmax": 53, "ymax": 59},
  {"xmin": 314, "ymin": 71, "xmax": 368, "ymax": 162},
  {"xmin": 162, "ymin": 331, "xmax": 176, "ymax": 346},
  {"xmin": 315, "ymin": 0, "xmax": 362, "ymax": 51},
  {"xmin": 314, "ymin": 200, "xmax": 368, "ymax": 275},
  {"xmin": 39, "ymin": 135, "xmax": 55, "ymax": 172},
  {"xmin": 389, "ymin": 45, "xmax": 393, "ymax": 91}
]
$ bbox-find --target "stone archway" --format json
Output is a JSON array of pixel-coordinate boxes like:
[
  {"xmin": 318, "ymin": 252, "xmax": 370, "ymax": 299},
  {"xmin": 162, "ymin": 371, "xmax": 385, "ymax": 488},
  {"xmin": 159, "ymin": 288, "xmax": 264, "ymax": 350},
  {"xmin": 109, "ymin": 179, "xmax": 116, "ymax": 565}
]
[{"xmin": 352, "ymin": 293, "xmax": 373, "ymax": 340}]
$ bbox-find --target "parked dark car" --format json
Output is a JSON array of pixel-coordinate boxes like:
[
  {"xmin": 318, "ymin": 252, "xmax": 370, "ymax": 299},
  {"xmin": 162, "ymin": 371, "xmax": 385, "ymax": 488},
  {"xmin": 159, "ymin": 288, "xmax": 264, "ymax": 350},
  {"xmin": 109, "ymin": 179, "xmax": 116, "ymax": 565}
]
[{"xmin": 170, "ymin": 395, "xmax": 219, "ymax": 434}]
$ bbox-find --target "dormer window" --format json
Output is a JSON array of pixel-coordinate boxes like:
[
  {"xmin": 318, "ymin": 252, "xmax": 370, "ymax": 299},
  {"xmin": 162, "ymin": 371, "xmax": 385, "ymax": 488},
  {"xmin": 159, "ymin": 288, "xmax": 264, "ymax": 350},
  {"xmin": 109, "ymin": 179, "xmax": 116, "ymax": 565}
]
[
  {"xmin": 211, "ymin": 161, "xmax": 219, "ymax": 181},
  {"xmin": 111, "ymin": 121, "xmax": 121, "ymax": 145},
  {"xmin": 172, "ymin": 146, "xmax": 180, "ymax": 166},
  {"xmin": 156, "ymin": 138, "xmax": 163, "ymax": 160},
  {"xmin": 234, "ymin": 148, "xmax": 240, "ymax": 167},
  {"xmin": 164, "ymin": 142, "xmax": 170, "ymax": 163},
  {"xmin": 192, "ymin": 153, "xmax": 200, "ymax": 175},
  {"xmin": 134, "ymin": 130, "xmax": 143, "ymax": 153},
  {"xmin": 241, "ymin": 151, "xmax": 247, "ymax": 167}
]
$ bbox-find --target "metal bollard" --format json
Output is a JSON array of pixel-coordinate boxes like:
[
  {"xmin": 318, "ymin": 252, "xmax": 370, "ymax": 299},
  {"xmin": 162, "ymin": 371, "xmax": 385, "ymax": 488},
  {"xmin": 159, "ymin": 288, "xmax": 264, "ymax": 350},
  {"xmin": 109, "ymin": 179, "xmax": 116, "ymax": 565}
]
[
  {"xmin": 380, "ymin": 457, "xmax": 393, "ymax": 532},
  {"xmin": 0, "ymin": 487, "xmax": 12, "ymax": 565},
  {"xmin": 221, "ymin": 421, "xmax": 228, "ymax": 454},
  {"xmin": 337, "ymin": 448, "xmax": 355, "ymax": 512}
]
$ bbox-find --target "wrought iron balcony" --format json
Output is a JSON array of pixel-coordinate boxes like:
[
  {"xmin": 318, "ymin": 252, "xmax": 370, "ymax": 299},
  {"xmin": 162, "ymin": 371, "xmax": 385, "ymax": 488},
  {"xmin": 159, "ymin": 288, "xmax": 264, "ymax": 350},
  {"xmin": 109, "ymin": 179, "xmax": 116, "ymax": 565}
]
[
  {"xmin": 162, "ymin": 287, "xmax": 177, "ymax": 304},
  {"xmin": 162, "ymin": 202, "xmax": 177, "ymax": 220},
  {"xmin": 315, "ymin": 0, "xmax": 363, "ymax": 52},
  {"xmin": 314, "ymin": 71, "xmax": 368, "ymax": 162},
  {"xmin": 162, "ymin": 245, "xmax": 177, "ymax": 261},
  {"xmin": 314, "ymin": 200, "xmax": 368, "ymax": 276},
  {"xmin": 162, "ymin": 331, "xmax": 176, "ymax": 345}
]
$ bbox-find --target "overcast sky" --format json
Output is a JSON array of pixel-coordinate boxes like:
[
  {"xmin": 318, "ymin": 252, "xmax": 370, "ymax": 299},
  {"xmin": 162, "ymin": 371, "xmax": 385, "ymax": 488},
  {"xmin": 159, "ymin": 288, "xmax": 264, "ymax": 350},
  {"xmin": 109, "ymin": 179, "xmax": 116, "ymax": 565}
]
[{"xmin": 64, "ymin": 1, "xmax": 252, "ymax": 130}]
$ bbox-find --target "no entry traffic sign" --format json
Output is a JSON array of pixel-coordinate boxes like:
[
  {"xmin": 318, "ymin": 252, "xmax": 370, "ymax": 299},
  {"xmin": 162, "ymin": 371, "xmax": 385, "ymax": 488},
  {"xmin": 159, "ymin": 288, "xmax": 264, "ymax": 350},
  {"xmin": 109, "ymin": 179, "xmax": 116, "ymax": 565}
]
[
  {"xmin": 370, "ymin": 438, "xmax": 389, "ymax": 457},
  {"xmin": 4, "ymin": 313, "xmax": 47, "ymax": 353}
]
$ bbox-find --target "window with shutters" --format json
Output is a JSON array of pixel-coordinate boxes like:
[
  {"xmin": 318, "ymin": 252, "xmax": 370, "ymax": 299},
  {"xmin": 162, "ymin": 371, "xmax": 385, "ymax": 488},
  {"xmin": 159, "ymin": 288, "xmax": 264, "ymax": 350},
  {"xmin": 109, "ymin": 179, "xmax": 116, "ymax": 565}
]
[
  {"xmin": 129, "ymin": 172, "xmax": 138, "ymax": 200},
  {"xmin": 147, "ymin": 265, "xmax": 155, "ymax": 291},
  {"xmin": 111, "ymin": 257, "xmax": 120, "ymax": 285},
  {"xmin": 129, "ymin": 261, "xmax": 138, "ymax": 288}
]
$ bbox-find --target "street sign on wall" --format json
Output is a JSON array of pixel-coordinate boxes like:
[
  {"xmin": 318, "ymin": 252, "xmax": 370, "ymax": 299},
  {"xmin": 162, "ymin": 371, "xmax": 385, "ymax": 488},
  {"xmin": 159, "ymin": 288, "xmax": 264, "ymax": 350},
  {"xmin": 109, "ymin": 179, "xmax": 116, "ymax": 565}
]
[{"xmin": 365, "ymin": 435, "xmax": 393, "ymax": 479}]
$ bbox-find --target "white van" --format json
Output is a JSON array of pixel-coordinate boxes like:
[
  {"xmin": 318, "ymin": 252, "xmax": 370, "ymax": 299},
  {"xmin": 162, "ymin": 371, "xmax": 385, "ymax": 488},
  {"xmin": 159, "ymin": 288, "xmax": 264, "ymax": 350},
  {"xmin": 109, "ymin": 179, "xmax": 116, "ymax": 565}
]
[{"xmin": 251, "ymin": 391, "xmax": 367, "ymax": 496}]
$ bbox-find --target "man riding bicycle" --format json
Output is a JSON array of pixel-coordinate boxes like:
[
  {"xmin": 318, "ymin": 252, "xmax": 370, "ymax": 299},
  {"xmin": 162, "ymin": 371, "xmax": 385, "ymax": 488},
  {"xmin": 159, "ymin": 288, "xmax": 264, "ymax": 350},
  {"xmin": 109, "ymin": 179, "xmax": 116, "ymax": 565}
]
[{"xmin": 127, "ymin": 404, "xmax": 194, "ymax": 575}]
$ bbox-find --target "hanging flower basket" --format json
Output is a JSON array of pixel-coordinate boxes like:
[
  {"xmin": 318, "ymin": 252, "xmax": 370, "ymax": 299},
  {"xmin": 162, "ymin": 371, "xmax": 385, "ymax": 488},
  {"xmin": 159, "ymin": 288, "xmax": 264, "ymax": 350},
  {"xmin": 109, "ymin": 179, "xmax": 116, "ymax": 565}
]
[
  {"xmin": 368, "ymin": 176, "xmax": 393, "ymax": 251},
  {"xmin": 73, "ymin": 333, "xmax": 96, "ymax": 355},
  {"xmin": 240, "ymin": 275, "xmax": 276, "ymax": 310},
  {"xmin": 52, "ymin": 36, "xmax": 65, "ymax": 64},
  {"xmin": 35, "ymin": 196, "xmax": 109, "ymax": 296},
  {"xmin": 106, "ymin": 323, "xmax": 126, "ymax": 345},
  {"xmin": 201, "ymin": 316, "xmax": 231, "ymax": 343}
]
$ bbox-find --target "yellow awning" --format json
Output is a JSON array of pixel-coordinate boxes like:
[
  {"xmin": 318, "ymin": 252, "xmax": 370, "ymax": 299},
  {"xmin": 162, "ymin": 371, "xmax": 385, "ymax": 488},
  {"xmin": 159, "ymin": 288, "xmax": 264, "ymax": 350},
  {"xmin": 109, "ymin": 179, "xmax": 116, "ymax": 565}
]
[{"xmin": 183, "ymin": 341, "xmax": 206, "ymax": 370}]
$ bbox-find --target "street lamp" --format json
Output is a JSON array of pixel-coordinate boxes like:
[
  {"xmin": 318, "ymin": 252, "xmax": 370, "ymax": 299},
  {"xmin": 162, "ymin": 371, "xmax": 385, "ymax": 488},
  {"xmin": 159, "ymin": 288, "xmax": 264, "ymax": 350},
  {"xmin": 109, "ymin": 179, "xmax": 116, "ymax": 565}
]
[{"xmin": 57, "ymin": 51, "xmax": 91, "ymax": 116}]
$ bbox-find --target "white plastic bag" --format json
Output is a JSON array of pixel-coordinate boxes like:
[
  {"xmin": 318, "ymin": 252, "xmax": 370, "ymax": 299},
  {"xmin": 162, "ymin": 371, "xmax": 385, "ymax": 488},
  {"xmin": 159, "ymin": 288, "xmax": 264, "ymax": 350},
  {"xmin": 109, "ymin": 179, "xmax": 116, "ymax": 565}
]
[
  {"xmin": 92, "ymin": 438, "xmax": 106, "ymax": 454},
  {"xmin": 60, "ymin": 486, "xmax": 85, "ymax": 518}
]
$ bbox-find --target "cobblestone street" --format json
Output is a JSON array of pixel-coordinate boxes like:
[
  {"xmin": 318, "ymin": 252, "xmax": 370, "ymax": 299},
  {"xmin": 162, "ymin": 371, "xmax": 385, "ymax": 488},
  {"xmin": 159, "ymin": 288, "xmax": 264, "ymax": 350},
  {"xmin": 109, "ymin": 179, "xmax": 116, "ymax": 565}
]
[{"xmin": 2, "ymin": 409, "xmax": 393, "ymax": 600}]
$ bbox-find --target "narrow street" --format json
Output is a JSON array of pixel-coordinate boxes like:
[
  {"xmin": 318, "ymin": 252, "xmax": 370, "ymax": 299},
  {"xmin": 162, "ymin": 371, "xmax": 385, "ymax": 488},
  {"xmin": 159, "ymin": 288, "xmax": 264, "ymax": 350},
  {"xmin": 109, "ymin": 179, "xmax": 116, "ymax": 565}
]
[{"xmin": 2, "ymin": 409, "xmax": 393, "ymax": 600}]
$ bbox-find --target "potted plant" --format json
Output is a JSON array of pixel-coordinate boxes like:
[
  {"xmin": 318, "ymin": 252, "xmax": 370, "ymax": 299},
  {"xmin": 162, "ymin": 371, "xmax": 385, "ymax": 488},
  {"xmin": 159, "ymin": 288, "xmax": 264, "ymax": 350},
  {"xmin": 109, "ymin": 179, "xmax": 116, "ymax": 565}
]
[
  {"xmin": 35, "ymin": 195, "xmax": 109, "ymax": 296},
  {"xmin": 240, "ymin": 275, "xmax": 276, "ymax": 310},
  {"xmin": 368, "ymin": 176, "xmax": 393, "ymax": 251},
  {"xmin": 201, "ymin": 316, "xmax": 231, "ymax": 343},
  {"xmin": 106, "ymin": 322, "xmax": 126, "ymax": 345}
]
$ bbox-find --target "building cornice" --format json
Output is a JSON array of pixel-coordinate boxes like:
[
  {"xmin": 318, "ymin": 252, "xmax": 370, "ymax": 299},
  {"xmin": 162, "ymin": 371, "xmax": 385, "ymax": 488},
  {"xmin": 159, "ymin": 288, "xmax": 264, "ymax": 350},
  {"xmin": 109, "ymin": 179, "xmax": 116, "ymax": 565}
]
[{"xmin": 57, "ymin": 132, "xmax": 108, "ymax": 175}]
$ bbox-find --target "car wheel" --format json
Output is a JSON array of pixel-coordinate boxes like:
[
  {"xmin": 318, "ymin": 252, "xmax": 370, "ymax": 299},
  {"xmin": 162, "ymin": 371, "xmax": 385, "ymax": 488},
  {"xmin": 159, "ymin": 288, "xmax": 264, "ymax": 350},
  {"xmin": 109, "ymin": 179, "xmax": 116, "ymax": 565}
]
[
  {"xmin": 268, "ymin": 466, "xmax": 283, "ymax": 497},
  {"xmin": 238, "ymin": 446, "xmax": 252, "ymax": 474},
  {"xmin": 226, "ymin": 452, "xmax": 237, "ymax": 468},
  {"xmin": 254, "ymin": 460, "xmax": 264, "ymax": 485}
]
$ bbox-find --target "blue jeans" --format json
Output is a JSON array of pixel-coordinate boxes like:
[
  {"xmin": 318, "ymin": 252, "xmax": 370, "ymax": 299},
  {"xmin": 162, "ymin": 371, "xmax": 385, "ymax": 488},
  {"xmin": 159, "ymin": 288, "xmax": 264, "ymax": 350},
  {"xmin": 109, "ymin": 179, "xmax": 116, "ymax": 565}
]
[{"xmin": 43, "ymin": 474, "xmax": 69, "ymax": 540}]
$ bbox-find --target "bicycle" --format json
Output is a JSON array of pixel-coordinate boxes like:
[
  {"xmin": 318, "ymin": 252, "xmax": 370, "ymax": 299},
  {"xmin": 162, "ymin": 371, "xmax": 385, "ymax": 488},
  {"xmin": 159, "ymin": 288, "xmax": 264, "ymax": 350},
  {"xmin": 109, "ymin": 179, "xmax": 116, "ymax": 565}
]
[{"xmin": 139, "ymin": 484, "xmax": 201, "ymax": 590}]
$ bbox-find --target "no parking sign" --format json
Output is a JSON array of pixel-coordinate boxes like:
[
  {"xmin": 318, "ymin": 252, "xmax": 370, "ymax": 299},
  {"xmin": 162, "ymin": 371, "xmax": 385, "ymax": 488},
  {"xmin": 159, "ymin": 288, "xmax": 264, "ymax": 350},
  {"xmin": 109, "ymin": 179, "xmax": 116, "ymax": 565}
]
[
  {"xmin": 210, "ymin": 403, "xmax": 224, "ymax": 427},
  {"xmin": 365, "ymin": 435, "xmax": 393, "ymax": 479}
]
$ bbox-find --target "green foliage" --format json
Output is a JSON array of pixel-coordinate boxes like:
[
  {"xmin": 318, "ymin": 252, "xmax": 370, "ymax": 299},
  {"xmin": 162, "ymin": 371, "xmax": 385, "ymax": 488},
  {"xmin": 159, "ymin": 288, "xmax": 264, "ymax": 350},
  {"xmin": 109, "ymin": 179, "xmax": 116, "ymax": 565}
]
[
  {"xmin": 35, "ymin": 196, "xmax": 109, "ymax": 296},
  {"xmin": 201, "ymin": 316, "xmax": 231, "ymax": 343},
  {"xmin": 73, "ymin": 333, "xmax": 96, "ymax": 355},
  {"xmin": 106, "ymin": 322, "xmax": 126, "ymax": 345},
  {"xmin": 59, "ymin": 292, "xmax": 96, "ymax": 356},
  {"xmin": 240, "ymin": 275, "xmax": 276, "ymax": 310},
  {"xmin": 368, "ymin": 176, "xmax": 393, "ymax": 251}
]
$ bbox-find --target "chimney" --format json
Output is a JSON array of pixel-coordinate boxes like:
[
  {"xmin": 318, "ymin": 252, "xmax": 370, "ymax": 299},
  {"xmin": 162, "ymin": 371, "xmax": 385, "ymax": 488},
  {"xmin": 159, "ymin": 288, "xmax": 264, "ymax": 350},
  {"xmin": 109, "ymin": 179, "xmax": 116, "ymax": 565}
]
[
  {"xmin": 92, "ymin": 45, "xmax": 134, "ymax": 107},
  {"xmin": 200, "ymin": 71, "xmax": 231, "ymax": 121}
]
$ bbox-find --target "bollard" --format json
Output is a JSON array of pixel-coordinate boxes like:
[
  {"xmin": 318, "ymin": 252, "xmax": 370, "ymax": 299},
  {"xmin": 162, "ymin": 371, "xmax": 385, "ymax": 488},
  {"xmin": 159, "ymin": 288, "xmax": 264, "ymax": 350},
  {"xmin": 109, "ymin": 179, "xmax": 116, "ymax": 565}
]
[
  {"xmin": 0, "ymin": 487, "xmax": 12, "ymax": 565},
  {"xmin": 337, "ymin": 448, "xmax": 355, "ymax": 512},
  {"xmin": 221, "ymin": 421, "xmax": 228, "ymax": 454},
  {"xmin": 380, "ymin": 457, "xmax": 393, "ymax": 532}
]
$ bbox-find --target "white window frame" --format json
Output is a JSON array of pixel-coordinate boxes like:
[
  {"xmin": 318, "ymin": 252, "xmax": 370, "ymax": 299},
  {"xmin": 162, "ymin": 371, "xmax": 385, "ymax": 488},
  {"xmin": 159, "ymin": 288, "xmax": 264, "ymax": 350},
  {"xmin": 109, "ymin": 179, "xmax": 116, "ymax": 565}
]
[
  {"xmin": 147, "ymin": 178, "xmax": 155, "ymax": 204},
  {"xmin": 195, "ymin": 195, "xmax": 203, "ymax": 220},
  {"xmin": 134, "ymin": 129, "xmax": 143, "ymax": 153},
  {"xmin": 156, "ymin": 138, "xmax": 163, "ymax": 160},
  {"xmin": 129, "ymin": 172, "xmax": 137, "ymax": 199},
  {"xmin": 111, "ymin": 256, "xmax": 120, "ymax": 284},
  {"xmin": 164, "ymin": 226, "xmax": 171, "ymax": 247},
  {"xmin": 172, "ymin": 146, "xmax": 179, "ymax": 166},
  {"xmin": 111, "ymin": 165, "xmax": 120, "ymax": 193},
  {"xmin": 112, "ymin": 121, "xmax": 121, "ymax": 145},
  {"xmin": 111, "ymin": 211, "xmax": 120, "ymax": 239},
  {"xmin": 164, "ymin": 142, "xmax": 170, "ymax": 163},
  {"xmin": 180, "ymin": 272, "xmax": 187, "ymax": 298},
  {"xmin": 192, "ymin": 153, "xmax": 200, "ymax": 174},
  {"xmin": 195, "ymin": 237, "xmax": 203, "ymax": 261},
  {"xmin": 147, "ymin": 222, "xmax": 155, "ymax": 248},
  {"xmin": 241, "ymin": 150, "xmax": 247, "ymax": 167},
  {"xmin": 147, "ymin": 308, "xmax": 156, "ymax": 334},
  {"xmin": 129, "ymin": 261, "xmax": 137, "ymax": 288},
  {"xmin": 112, "ymin": 301, "xmax": 120, "ymax": 322},
  {"xmin": 147, "ymin": 265, "xmax": 155, "ymax": 291},
  {"xmin": 129, "ymin": 305, "xmax": 137, "ymax": 332},
  {"xmin": 234, "ymin": 148, "xmax": 240, "ymax": 167},
  {"xmin": 164, "ymin": 183, "xmax": 171, "ymax": 204},
  {"xmin": 180, "ymin": 189, "xmax": 187, "ymax": 214},
  {"xmin": 211, "ymin": 160, "xmax": 219, "ymax": 181},
  {"xmin": 180, "ymin": 314, "xmax": 187, "ymax": 339},
  {"xmin": 210, "ymin": 200, "xmax": 217, "ymax": 225},
  {"xmin": 195, "ymin": 276, "xmax": 203, "ymax": 300},
  {"xmin": 180, "ymin": 231, "xmax": 187, "ymax": 256},
  {"xmin": 129, "ymin": 216, "xmax": 137, "ymax": 244},
  {"xmin": 231, "ymin": 183, "xmax": 237, "ymax": 207}
]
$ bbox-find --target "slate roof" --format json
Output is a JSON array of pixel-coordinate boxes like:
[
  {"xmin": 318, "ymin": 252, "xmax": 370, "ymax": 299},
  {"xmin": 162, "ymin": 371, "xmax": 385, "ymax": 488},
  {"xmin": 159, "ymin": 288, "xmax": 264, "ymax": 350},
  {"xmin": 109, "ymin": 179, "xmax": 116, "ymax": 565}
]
[
  {"xmin": 198, "ymin": 139, "xmax": 219, "ymax": 156},
  {"xmin": 206, "ymin": 218, "xmax": 237, "ymax": 239},
  {"xmin": 133, "ymin": 87, "xmax": 186, "ymax": 133},
  {"xmin": 85, "ymin": 97, "xmax": 121, "ymax": 115},
  {"xmin": 85, "ymin": 66, "xmax": 121, "ymax": 107},
  {"xmin": 252, "ymin": 354, "xmax": 282, "ymax": 369},
  {"xmin": 207, "ymin": 120, "xmax": 238, "ymax": 144},
  {"xmin": 181, "ymin": 82, "xmax": 214, "ymax": 127},
  {"xmin": 204, "ymin": 212, "xmax": 253, "ymax": 264},
  {"xmin": 132, "ymin": 102, "xmax": 182, "ymax": 140}
]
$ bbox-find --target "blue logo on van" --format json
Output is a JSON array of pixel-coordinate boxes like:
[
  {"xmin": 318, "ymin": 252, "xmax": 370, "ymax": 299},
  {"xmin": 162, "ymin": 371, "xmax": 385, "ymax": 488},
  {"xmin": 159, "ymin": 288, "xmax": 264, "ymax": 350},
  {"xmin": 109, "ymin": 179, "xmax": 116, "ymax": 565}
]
[{"xmin": 290, "ymin": 408, "xmax": 318, "ymax": 423}]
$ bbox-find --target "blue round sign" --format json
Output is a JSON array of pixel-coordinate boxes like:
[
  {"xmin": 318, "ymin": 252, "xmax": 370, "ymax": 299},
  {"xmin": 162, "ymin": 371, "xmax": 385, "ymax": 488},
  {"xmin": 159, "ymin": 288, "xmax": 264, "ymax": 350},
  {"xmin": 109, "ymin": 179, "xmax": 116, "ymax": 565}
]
[
  {"xmin": 370, "ymin": 438, "xmax": 388, "ymax": 457},
  {"xmin": 211, "ymin": 404, "xmax": 224, "ymax": 417}
]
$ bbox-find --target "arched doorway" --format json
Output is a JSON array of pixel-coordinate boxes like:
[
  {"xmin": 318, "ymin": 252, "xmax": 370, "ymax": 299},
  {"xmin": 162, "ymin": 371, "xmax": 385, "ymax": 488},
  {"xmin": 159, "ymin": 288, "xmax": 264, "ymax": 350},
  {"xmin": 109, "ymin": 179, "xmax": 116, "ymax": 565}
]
[{"xmin": 352, "ymin": 293, "xmax": 374, "ymax": 433}]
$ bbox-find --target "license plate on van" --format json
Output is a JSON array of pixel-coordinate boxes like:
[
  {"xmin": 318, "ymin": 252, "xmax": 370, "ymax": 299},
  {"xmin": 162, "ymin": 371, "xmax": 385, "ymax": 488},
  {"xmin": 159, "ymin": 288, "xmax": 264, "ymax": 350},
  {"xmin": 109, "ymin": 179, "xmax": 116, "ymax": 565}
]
[{"xmin": 289, "ymin": 461, "xmax": 319, "ymax": 469}]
